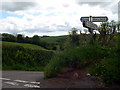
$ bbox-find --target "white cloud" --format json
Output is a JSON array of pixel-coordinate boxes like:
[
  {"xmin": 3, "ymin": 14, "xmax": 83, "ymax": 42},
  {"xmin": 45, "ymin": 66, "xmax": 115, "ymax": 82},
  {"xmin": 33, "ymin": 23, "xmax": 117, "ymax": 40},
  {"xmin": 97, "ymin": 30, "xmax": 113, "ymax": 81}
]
[{"xmin": 0, "ymin": 0, "xmax": 119, "ymax": 36}]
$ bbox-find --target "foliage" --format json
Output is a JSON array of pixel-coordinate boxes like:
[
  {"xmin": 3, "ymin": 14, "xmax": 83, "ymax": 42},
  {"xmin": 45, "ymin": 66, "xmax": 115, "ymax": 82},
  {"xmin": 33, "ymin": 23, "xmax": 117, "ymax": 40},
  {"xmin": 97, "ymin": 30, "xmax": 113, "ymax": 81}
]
[
  {"xmin": 2, "ymin": 33, "xmax": 67, "ymax": 50},
  {"xmin": 2, "ymin": 33, "xmax": 17, "ymax": 42},
  {"xmin": 97, "ymin": 21, "xmax": 119, "ymax": 46},
  {"xmin": 69, "ymin": 27, "xmax": 80, "ymax": 46},
  {"xmin": 2, "ymin": 41, "xmax": 47, "ymax": 50},
  {"xmin": 91, "ymin": 57, "xmax": 120, "ymax": 84},
  {"xmin": 1, "ymin": 20, "xmax": 120, "ymax": 85},
  {"xmin": 44, "ymin": 55, "xmax": 62, "ymax": 78},
  {"xmin": 44, "ymin": 45, "xmax": 108, "ymax": 78},
  {"xmin": 31, "ymin": 35, "xmax": 40, "ymax": 45},
  {"xmin": 41, "ymin": 35, "xmax": 68, "ymax": 43},
  {"xmin": 2, "ymin": 42, "xmax": 55, "ymax": 71},
  {"xmin": 63, "ymin": 27, "xmax": 80, "ymax": 49},
  {"xmin": 90, "ymin": 46, "xmax": 120, "ymax": 84},
  {"xmin": 17, "ymin": 34, "xmax": 24, "ymax": 43}
]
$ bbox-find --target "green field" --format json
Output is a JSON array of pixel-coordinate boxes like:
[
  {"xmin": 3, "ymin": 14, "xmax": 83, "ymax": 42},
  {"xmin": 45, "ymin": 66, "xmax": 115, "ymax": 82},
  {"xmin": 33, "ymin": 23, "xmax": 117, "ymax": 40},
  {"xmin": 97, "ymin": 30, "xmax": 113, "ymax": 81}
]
[
  {"xmin": 2, "ymin": 41, "xmax": 47, "ymax": 50},
  {"xmin": 41, "ymin": 35, "xmax": 68, "ymax": 43}
]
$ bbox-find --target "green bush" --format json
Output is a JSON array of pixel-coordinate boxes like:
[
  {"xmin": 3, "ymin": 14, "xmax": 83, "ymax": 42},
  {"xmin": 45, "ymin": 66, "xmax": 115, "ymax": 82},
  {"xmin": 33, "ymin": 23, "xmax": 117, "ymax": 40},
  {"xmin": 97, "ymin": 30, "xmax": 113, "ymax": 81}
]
[
  {"xmin": 44, "ymin": 45, "xmax": 108, "ymax": 78},
  {"xmin": 2, "ymin": 44, "xmax": 54, "ymax": 71},
  {"xmin": 90, "ymin": 45, "xmax": 120, "ymax": 84},
  {"xmin": 91, "ymin": 57, "xmax": 120, "ymax": 84},
  {"xmin": 44, "ymin": 55, "xmax": 62, "ymax": 78}
]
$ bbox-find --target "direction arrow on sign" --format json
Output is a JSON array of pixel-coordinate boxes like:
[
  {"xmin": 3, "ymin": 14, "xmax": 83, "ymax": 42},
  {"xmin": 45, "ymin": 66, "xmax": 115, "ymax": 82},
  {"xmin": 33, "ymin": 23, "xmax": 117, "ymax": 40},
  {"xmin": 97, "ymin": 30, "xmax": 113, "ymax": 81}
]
[
  {"xmin": 83, "ymin": 21, "xmax": 98, "ymax": 30},
  {"xmin": 92, "ymin": 16, "xmax": 108, "ymax": 22}
]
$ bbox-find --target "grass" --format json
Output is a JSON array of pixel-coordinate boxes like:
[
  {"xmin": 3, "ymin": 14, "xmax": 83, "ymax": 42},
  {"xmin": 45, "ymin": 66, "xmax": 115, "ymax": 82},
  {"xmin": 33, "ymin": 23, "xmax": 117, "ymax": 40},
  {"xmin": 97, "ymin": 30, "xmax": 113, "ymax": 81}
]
[
  {"xmin": 44, "ymin": 44, "xmax": 120, "ymax": 84},
  {"xmin": 2, "ymin": 41, "xmax": 55, "ymax": 71},
  {"xmin": 3, "ymin": 65, "xmax": 44, "ymax": 71},
  {"xmin": 2, "ymin": 41, "xmax": 48, "ymax": 51},
  {"xmin": 41, "ymin": 35, "xmax": 68, "ymax": 43},
  {"xmin": 44, "ymin": 45, "xmax": 108, "ymax": 78},
  {"xmin": 90, "ymin": 57, "xmax": 120, "ymax": 84}
]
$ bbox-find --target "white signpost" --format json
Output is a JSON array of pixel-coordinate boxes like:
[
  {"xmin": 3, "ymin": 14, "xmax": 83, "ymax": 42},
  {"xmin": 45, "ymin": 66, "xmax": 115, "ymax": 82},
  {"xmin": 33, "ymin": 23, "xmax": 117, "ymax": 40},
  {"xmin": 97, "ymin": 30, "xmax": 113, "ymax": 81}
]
[
  {"xmin": 83, "ymin": 21, "xmax": 98, "ymax": 30},
  {"xmin": 80, "ymin": 16, "xmax": 108, "ymax": 22},
  {"xmin": 92, "ymin": 16, "xmax": 108, "ymax": 22},
  {"xmin": 80, "ymin": 17, "xmax": 89, "ymax": 22},
  {"xmin": 80, "ymin": 16, "xmax": 108, "ymax": 33},
  {"xmin": 80, "ymin": 16, "xmax": 108, "ymax": 43}
]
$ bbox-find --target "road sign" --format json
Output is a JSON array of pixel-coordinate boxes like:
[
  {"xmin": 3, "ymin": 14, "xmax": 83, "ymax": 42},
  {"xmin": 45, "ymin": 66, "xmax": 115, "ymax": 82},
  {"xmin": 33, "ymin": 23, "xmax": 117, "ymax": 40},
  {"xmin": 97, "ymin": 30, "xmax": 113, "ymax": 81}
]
[
  {"xmin": 80, "ymin": 17, "xmax": 89, "ymax": 22},
  {"xmin": 80, "ymin": 16, "xmax": 108, "ymax": 33},
  {"xmin": 92, "ymin": 16, "xmax": 108, "ymax": 22},
  {"xmin": 80, "ymin": 16, "xmax": 108, "ymax": 22},
  {"xmin": 83, "ymin": 21, "xmax": 98, "ymax": 30}
]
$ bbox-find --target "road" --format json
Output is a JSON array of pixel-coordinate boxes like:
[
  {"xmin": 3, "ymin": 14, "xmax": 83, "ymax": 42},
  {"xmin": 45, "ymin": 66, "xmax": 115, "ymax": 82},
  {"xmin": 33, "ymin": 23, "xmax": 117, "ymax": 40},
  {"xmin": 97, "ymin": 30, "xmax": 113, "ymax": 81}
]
[
  {"xmin": 2, "ymin": 71, "xmax": 44, "ymax": 88},
  {"xmin": 1, "ymin": 70, "xmax": 103, "ymax": 88}
]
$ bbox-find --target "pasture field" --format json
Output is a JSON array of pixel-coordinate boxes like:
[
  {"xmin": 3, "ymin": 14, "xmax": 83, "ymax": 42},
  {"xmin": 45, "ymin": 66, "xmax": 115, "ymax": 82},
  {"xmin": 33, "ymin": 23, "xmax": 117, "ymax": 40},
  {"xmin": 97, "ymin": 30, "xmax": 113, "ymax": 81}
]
[{"xmin": 2, "ymin": 41, "xmax": 47, "ymax": 50}]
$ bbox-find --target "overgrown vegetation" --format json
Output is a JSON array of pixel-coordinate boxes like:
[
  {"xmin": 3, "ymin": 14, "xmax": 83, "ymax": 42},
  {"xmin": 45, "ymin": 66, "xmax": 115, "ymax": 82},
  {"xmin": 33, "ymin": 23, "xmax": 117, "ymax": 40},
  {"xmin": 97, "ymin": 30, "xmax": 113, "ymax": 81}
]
[
  {"xmin": 44, "ymin": 45, "xmax": 108, "ymax": 78},
  {"xmin": 45, "ymin": 21, "xmax": 120, "ymax": 85},
  {"xmin": 1, "ymin": 20, "xmax": 120, "ymax": 85},
  {"xmin": 1, "ymin": 33, "xmax": 67, "ymax": 50},
  {"xmin": 2, "ymin": 42, "xmax": 54, "ymax": 71},
  {"xmin": 2, "ymin": 41, "xmax": 47, "ymax": 50}
]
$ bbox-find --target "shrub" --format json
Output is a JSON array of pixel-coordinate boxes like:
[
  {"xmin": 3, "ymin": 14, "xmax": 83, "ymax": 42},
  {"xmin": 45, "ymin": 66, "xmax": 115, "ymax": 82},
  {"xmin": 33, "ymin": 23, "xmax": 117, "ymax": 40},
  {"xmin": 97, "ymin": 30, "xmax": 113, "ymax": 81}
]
[
  {"xmin": 44, "ymin": 56, "xmax": 62, "ymax": 78},
  {"xmin": 91, "ymin": 57, "xmax": 120, "ymax": 84},
  {"xmin": 44, "ymin": 45, "xmax": 108, "ymax": 78},
  {"xmin": 2, "ymin": 44, "xmax": 54, "ymax": 71},
  {"xmin": 90, "ymin": 45, "xmax": 120, "ymax": 84}
]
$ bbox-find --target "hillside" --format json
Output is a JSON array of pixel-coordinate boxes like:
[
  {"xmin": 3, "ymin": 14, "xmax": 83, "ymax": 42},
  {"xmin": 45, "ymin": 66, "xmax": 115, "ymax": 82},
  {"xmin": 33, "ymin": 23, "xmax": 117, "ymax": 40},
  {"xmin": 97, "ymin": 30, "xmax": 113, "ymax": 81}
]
[
  {"xmin": 2, "ymin": 41, "xmax": 55, "ymax": 71},
  {"xmin": 41, "ymin": 35, "xmax": 68, "ymax": 43},
  {"xmin": 2, "ymin": 41, "xmax": 48, "ymax": 51}
]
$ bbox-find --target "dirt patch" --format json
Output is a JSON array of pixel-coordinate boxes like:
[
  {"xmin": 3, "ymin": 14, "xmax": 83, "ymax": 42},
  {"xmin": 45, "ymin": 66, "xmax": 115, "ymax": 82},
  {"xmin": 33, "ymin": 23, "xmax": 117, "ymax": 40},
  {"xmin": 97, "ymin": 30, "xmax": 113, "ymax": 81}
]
[
  {"xmin": 41, "ymin": 69, "xmax": 103, "ymax": 88},
  {"xmin": 57, "ymin": 69, "xmax": 87, "ymax": 79}
]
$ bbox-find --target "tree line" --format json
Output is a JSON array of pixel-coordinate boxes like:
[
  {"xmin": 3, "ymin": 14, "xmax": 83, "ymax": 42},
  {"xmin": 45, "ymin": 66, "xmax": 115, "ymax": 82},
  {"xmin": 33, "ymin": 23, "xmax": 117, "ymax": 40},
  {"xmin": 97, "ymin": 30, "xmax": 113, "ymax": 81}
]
[
  {"xmin": 1, "ymin": 20, "xmax": 120, "ymax": 50},
  {"xmin": 1, "ymin": 34, "xmax": 57, "ymax": 50}
]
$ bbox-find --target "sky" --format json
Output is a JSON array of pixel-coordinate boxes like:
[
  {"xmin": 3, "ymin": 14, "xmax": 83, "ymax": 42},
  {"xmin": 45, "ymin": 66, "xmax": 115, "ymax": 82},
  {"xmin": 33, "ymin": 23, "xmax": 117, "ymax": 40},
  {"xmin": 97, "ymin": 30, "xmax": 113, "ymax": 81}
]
[{"xmin": 0, "ymin": 0, "xmax": 119, "ymax": 36}]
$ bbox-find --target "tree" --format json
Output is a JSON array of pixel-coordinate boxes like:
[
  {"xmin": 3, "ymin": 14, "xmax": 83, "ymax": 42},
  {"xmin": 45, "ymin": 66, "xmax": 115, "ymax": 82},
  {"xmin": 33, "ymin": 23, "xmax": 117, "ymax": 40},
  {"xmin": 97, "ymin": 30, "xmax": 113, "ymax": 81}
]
[
  {"xmin": 98, "ymin": 20, "xmax": 117, "ymax": 46},
  {"xmin": 69, "ymin": 27, "xmax": 79, "ymax": 46},
  {"xmin": 17, "ymin": 34, "xmax": 24, "ymax": 43},
  {"xmin": 64, "ymin": 27, "xmax": 79, "ymax": 49},
  {"xmin": 2, "ymin": 33, "xmax": 17, "ymax": 42},
  {"xmin": 24, "ymin": 36, "xmax": 32, "ymax": 43},
  {"xmin": 32, "ymin": 35, "xmax": 40, "ymax": 45}
]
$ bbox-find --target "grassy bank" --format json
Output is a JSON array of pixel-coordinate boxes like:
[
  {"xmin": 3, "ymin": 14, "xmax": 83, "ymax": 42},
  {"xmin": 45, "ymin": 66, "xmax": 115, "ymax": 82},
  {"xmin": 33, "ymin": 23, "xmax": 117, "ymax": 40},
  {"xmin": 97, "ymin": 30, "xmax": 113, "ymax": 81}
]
[
  {"xmin": 41, "ymin": 35, "xmax": 68, "ymax": 43},
  {"xmin": 2, "ymin": 41, "xmax": 55, "ymax": 71},
  {"xmin": 44, "ymin": 44, "xmax": 120, "ymax": 84},
  {"xmin": 2, "ymin": 41, "xmax": 47, "ymax": 50}
]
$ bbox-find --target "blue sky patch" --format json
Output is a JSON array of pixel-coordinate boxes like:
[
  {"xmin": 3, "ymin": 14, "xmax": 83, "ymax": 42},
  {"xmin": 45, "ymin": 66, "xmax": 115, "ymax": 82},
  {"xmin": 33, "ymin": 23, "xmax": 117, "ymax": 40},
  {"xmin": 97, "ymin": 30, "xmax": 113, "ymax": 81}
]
[
  {"xmin": 0, "ymin": 11, "xmax": 24, "ymax": 19},
  {"xmin": 33, "ymin": 12, "xmax": 42, "ymax": 16}
]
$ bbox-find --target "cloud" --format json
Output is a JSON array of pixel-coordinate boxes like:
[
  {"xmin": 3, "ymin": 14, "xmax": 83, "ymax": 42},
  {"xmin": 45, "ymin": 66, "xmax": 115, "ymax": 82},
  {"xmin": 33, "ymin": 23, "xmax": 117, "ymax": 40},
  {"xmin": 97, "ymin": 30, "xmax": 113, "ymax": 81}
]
[
  {"xmin": 0, "ymin": 0, "xmax": 119, "ymax": 36},
  {"xmin": 76, "ymin": 1, "xmax": 119, "ymax": 14},
  {"xmin": 1, "ymin": 2, "xmax": 36, "ymax": 12},
  {"xmin": 63, "ymin": 4, "xmax": 69, "ymax": 8},
  {"xmin": 77, "ymin": 2, "xmax": 111, "ymax": 7},
  {"xmin": 75, "ymin": 0, "xmax": 114, "ymax": 2}
]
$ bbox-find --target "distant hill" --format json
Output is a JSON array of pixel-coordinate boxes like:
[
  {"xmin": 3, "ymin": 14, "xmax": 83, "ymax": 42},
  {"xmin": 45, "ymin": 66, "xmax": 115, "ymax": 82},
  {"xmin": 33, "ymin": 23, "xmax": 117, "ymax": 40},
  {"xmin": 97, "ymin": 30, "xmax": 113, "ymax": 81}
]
[{"xmin": 41, "ymin": 35, "xmax": 68, "ymax": 43}]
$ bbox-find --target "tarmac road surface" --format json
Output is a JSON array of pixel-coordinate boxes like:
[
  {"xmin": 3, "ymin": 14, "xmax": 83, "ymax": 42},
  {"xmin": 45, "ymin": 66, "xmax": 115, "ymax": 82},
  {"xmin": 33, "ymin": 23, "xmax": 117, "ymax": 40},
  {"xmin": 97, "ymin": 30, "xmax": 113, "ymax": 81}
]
[
  {"xmin": 1, "ymin": 70, "xmax": 103, "ymax": 88},
  {"xmin": 2, "ymin": 71, "xmax": 44, "ymax": 88}
]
